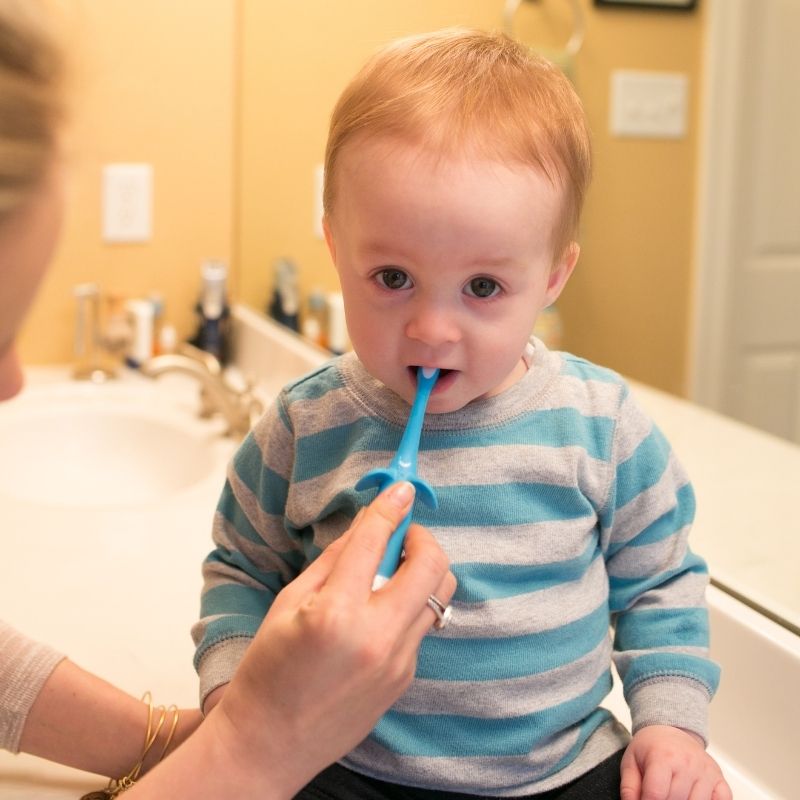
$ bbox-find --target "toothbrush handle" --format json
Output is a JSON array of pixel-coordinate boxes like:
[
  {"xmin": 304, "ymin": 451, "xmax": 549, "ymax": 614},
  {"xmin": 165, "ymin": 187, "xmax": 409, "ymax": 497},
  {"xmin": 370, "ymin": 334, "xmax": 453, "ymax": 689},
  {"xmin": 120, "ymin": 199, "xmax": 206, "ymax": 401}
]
[{"xmin": 372, "ymin": 511, "xmax": 411, "ymax": 590}]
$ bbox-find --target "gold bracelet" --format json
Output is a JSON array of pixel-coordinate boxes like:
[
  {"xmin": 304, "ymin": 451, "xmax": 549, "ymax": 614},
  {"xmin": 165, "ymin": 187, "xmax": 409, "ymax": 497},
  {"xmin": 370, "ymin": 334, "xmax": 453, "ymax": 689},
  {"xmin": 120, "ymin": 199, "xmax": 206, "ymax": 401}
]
[{"xmin": 80, "ymin": 693, "xmax": 181, "ymax": 800}]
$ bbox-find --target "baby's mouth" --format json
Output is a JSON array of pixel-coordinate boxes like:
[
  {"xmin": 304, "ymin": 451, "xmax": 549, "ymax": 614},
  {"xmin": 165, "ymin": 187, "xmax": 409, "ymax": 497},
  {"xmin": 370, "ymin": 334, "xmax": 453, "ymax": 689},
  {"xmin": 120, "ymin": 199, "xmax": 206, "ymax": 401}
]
[{"xmin": 409, "ymin": 366, "xmax": 453, "ymax": 385}]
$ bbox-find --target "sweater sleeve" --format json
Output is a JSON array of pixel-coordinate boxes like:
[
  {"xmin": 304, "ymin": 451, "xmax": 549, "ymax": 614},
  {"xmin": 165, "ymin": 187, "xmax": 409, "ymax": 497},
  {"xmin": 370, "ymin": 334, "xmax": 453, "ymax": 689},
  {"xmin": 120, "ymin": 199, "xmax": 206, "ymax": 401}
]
[
  {"xmin": 0, "ymin": 620, "xmax": 65, "ymax": 753},
  {"xmin": 602, "ymin": 388, "xmax": 721, "ymax": 745},
  {"xmin": 191, "ymin": 395, "xmax": 305, "ymax": 704}
]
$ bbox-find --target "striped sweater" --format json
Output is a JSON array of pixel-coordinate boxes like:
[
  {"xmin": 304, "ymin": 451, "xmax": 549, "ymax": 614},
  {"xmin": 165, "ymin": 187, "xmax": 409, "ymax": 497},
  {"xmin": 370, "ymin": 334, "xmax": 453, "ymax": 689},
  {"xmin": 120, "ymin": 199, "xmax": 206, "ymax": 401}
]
[{"xmin": 193, "ymin": 339, "xmax": 720, "ymax": 796}]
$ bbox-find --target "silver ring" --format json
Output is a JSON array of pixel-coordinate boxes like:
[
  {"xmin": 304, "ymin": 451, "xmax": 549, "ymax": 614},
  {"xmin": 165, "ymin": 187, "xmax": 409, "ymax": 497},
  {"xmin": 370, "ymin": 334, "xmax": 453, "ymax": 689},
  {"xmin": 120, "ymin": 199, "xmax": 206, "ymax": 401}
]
[{"xmin": 426, "ymin": 594, "xmax": 453, "ymax": 630}]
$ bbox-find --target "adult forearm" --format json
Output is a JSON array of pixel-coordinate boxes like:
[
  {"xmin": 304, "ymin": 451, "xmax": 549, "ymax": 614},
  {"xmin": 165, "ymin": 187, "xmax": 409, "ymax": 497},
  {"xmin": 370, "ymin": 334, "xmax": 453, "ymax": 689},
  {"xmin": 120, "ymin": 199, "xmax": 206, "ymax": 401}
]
[{"xmin": 19, "ymin": 659, "xmax": 201, "ymax": 779}]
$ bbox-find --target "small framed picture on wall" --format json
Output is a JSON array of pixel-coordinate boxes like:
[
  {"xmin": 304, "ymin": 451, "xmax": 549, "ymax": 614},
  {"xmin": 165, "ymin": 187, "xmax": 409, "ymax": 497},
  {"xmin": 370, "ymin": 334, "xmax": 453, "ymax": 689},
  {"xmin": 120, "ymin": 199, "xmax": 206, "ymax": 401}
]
[{"xmin": 595, "ymin": 0, "xmax": 697, "ymax": 9}]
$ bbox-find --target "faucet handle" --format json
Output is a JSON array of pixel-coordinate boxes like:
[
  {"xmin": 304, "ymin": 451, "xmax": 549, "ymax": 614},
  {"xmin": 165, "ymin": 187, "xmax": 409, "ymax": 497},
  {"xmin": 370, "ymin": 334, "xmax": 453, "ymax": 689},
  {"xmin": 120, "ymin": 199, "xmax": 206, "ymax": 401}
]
[{"xmin": 178, "ymin": 342, "xmax": 222, "ymax": 376}]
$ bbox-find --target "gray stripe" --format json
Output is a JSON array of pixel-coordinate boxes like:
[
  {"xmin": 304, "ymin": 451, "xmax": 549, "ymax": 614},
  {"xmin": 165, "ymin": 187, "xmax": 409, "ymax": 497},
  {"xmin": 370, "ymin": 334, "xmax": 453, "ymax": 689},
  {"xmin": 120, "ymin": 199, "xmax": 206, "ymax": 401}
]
[
  {"xmin": 623, "ymin": 570, "xmax": 709, "ymax": 610},
  {"xmin": 613, "ymin": 393, "xmax": 653, "ymax": 464},
  {"xmin": 435, "ymin": 517, "xmax": 596, "ymax": 566},
  {"xmin": 250, "ymin": 405, "xmax": 294, "ymax": 478},
  {"xmin": 286, "ymin": 385, "xmax": 365, "ymax": 436},
  {"xmin": 417, "ymin": 445, "xmax": 609, "ymax": 496},
  {"xmin": 606, "ymin": 527, "xmax": 691, "ymax": 579},
  {"xmin": 211, "ymin": 511, "xmax": 302, "ymax": 583},
  {"xmin": 394, "ymin": 635, "xmax": 613, "ymax": 716},
  {"xmin": 548, "ymin": 373, "xmax": 624, "ymax": 418}
]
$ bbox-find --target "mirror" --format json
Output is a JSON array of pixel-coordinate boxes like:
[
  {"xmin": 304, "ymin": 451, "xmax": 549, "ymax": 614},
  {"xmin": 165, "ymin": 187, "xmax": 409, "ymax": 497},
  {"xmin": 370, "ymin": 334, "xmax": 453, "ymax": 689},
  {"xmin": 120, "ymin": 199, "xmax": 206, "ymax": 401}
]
[
  {"xmin": 23, "ymin": 2, "xmax": 794, "ymax": 635},
  {"xmin": 234, "ymin": 1, "xmax": 799, "ymax": 635}
]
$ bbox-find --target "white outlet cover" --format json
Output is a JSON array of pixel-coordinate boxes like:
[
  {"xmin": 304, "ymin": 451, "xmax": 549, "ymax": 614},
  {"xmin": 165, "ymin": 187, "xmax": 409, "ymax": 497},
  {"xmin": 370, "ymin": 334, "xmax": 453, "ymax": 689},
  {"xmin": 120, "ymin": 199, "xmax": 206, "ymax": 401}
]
[
  {"xmin": 609, "ymin": 70, "xmax": 688, "ymax": 139},
  {"xmin": 102, "ymin": 163, "xmax": 153, "ymax": 243}
]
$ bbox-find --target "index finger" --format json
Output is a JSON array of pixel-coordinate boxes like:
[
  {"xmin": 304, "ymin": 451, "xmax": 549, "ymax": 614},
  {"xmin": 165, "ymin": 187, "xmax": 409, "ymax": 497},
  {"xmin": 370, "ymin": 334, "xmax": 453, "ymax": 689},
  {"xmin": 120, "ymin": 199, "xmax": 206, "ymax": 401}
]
[
  {"xmin": 321, "ymin": 481, "xmax": 416, "ymax": 599},
  {"xmin": 371, "ymin": 522, "xmax": 453, "ymax": 632}
]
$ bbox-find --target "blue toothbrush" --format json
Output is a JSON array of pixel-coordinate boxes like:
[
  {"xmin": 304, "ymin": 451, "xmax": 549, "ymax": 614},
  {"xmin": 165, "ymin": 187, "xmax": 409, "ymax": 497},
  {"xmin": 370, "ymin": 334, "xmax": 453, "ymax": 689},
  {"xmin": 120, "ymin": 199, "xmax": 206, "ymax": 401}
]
[{"xmin": 356, "ymin": 367, "xmax": 440, "ymax": 589}]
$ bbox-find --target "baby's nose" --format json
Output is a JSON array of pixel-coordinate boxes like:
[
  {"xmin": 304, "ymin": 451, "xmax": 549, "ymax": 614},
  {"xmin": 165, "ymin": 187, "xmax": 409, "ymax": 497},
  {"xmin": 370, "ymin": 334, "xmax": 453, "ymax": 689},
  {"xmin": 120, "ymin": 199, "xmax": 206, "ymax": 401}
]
[{"xmin": 405, "ymin": 304, "xmax": 462, "ymax": 347}]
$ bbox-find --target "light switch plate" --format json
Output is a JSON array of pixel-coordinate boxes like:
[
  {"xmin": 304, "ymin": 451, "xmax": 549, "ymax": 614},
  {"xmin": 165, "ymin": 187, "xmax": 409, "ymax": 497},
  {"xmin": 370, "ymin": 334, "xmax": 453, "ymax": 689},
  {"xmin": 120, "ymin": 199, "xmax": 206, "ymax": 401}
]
[
  {"xmin": 102, "ymin": 163, "xmax": 153, "ymax": 242},
  {"xmin": 609, "ymin": 70, "xmax": 688, "ymax": 139}
]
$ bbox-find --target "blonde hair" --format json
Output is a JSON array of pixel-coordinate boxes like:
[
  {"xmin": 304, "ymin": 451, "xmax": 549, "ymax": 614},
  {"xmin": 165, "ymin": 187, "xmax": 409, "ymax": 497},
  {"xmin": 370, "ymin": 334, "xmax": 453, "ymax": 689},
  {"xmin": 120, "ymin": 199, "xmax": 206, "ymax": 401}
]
[
  {"xmin": 324, "ymin": 28, "xmax": 592, "ymax": 256},
  {"xmin": 0, "ymin": 0, "xmax": 64, "ymax": 222}
]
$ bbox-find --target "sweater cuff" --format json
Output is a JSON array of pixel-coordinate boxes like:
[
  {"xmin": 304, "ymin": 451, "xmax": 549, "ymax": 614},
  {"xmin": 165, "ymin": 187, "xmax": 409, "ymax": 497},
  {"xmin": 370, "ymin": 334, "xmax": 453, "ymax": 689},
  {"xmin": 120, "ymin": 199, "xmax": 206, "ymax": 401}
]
[
  {"xmin": 0, "ymin": 624, "xmax": 65, "ymax": 754},
  {"xmin": 627, "ymin": 677, "xmax": 712, "ymax": 746},
  {"xmin": 196, "ymin": 636, "xmax": 253, "ymax": 710}
]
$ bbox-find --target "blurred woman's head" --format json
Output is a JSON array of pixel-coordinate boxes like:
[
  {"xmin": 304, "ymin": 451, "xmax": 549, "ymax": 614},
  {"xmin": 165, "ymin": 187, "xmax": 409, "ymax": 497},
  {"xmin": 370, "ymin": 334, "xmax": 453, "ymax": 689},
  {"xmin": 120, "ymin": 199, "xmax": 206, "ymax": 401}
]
[{"xmin": 0, "ymin": 0, "xmax": 65, "ymax": 400}]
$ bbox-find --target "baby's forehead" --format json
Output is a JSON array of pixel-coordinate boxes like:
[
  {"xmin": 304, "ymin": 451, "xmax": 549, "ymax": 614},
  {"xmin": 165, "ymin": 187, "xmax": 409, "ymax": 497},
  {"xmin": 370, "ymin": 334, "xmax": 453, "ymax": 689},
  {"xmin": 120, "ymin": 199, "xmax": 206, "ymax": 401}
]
[{"xmin": 339, "ymin": 132, "xmax": 563, "ymax": 186}]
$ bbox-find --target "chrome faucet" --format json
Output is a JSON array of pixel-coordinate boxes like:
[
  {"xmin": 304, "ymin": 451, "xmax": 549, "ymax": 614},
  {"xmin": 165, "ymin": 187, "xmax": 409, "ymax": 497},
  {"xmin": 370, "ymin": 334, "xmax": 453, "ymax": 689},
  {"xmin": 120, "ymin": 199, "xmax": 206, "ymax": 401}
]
[{"xmin": 141, "ymin": 346, "xmax": 263, "ymax": 438}]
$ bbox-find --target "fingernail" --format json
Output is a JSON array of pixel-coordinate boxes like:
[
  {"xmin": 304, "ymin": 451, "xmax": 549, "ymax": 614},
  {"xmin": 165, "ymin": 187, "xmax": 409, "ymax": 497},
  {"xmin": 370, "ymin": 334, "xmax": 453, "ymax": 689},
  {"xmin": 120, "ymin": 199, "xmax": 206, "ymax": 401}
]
[{"xmin": 386, "ymin": 481, "xmax": 415, "ymax": 507}]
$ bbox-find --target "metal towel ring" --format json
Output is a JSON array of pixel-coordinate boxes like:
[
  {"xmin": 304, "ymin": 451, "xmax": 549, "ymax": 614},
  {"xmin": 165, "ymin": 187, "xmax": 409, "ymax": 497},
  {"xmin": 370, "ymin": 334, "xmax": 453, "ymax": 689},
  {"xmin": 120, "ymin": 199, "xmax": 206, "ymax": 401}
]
[{"xmin": 503, "ymin": 0, "xmax": 585, "ymax": 57}]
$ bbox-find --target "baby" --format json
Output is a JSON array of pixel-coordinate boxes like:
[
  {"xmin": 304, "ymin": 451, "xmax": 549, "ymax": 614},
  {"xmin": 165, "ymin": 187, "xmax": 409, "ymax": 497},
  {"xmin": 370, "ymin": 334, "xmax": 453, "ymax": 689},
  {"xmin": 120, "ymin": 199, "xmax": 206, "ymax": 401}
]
[{"xmin": 193, "ymin": 28, "xmax": 730, "ymax": 800}]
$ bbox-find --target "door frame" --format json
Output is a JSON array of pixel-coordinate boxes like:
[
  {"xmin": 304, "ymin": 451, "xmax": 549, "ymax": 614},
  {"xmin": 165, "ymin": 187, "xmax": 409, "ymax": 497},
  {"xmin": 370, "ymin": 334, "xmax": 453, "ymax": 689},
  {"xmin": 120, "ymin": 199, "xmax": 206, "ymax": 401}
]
[{"xmin": 689, "ymin": 0, "xmax": 748, "ymax": 409}]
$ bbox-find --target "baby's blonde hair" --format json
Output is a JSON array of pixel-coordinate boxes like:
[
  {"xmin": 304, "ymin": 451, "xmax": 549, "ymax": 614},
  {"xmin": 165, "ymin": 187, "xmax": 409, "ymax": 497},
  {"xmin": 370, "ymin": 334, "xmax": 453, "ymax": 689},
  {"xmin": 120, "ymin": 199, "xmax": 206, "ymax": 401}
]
[
  {"xmin": 0, "ymin": 0, "xmax": 64, "ymax": 222},
  {"xmin": 324, "ymin": 28, "xmax": 592, "ymax": 258}
]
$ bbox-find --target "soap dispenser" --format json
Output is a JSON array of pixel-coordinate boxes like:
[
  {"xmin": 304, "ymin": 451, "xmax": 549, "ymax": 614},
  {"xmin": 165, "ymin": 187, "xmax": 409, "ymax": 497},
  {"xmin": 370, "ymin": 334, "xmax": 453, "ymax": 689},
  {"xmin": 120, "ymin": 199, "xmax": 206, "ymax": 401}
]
[{"xmin": 190, "ymin": 259, "xmax": 230, "ymax": 365}]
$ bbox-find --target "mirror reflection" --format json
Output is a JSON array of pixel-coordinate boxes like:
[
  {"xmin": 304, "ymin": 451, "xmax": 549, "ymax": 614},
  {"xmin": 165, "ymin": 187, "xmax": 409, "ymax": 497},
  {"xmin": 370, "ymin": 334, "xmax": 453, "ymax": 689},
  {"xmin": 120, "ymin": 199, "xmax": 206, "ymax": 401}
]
[{"xmin": 18, "ymin": 2, "xmax": 799, "ymax": 632}]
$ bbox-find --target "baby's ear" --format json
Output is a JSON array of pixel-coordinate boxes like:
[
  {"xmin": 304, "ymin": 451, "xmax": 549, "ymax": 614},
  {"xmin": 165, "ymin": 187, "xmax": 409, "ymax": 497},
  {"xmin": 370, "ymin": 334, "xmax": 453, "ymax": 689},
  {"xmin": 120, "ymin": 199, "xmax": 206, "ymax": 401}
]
[
  {"xmin": 322, "ymin": 215, "xmax": 337, "ymax": 265},
  {"xmin": 545, "ymin": 241, "xmax": 579, "ymax": 305}
]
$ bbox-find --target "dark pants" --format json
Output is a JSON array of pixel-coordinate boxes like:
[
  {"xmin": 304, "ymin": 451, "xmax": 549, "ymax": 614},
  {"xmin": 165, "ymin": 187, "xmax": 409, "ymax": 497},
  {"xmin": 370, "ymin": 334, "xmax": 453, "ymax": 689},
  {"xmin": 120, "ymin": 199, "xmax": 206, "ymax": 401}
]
[{"xmin": 294, "ymin": 749, "xmax": 624, "ymax": 800}]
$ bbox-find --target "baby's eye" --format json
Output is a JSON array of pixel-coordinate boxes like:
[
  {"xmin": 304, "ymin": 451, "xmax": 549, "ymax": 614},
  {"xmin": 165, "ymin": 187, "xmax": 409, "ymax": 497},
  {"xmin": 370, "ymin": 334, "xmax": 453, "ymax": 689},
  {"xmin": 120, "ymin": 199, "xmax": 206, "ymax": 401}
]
[
  {"xmin": 377, "ymin": 268, "xmax": 412, "ymax": 290},
  {"xmin": 465, "ymin": 277, "xmax": 500, "ymax": 299}
]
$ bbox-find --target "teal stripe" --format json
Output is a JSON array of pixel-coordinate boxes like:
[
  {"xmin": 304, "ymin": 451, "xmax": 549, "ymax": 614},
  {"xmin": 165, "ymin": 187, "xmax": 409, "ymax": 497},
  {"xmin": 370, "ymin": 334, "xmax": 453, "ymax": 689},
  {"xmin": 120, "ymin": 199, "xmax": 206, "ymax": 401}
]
[
  {"xmin": 560, "ymin": 356, "xmax": 624, "ymax": 386},
  {"xmin": 416, "ymin": 603, "xmax": 610, "ymax": 681},
  {"xmin": 608, "ymin": 550, "xmax": 708, "ymax": 611},
  {"xmin": 283, "ymin": 361, "xmax": 343, "ymax": 401},
  {"xmin": 452, "ymin": 545, "xmax": 599, "ymax": 603},
  {"xmin": 200, "ymin": 582, "xmax": 274, "ymax": 619},
  {"xmin": 615, "ymin": 607, "xmax": 709, "ymax": 650},
  {"xmin": 607, "ymin": 483, "xmax": 695, "ymax": 557},
  {"xmin": 204, "ymin": 548, "xmax": 302, "ymax": 592},
  {"xmin": 615, "ymin": 426, "xmax": 670, "ymax": 508},
  {"xmin": 421, "ymin": 408, "xmax": 615, "ymax": 460},
  {"xmin": 371, "ymin": 672, "xmax": 613, "ymax": 757},
  {"xmin": 216, "ymin": 483, "xmax": 265, "ymax": 545},
  {"xmin": 295, "ymin": 417, "xmax": 388, "ymax": 481},
  {"xmin": 415, "ymin": 482, "xmax": 596, "ymax": 528},
  {"xmin": 623, "ymin": 652, "xmax": 720, "ymax": 696},
  {"xmin": 231, "ymin": 443, "xmax": 290, "ymax": 516}
]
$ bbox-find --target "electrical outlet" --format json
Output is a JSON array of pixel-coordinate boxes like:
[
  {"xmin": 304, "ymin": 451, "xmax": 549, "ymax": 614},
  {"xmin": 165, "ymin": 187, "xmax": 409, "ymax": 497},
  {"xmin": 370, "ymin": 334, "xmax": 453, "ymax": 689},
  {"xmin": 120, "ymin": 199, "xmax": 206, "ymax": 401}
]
[
  {"xmin": 609, "ymin": 70, "xmax": 688, "ymax": 139},
  {"xmin": 102, "ymin": 163, "xmax": 153, "ymax": 242}
]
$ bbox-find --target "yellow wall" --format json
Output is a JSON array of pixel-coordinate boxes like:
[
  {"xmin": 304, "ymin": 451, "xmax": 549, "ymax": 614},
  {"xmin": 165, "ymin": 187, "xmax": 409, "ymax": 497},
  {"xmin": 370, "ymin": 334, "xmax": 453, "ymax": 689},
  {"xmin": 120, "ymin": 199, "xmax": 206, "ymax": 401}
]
[
  {"xmin": 238, "ymin": 0, "xmax": 705, "ymax": 396},
  {"xmin": 19, "ymin": 0, "xmax": 236, "ymax": 364},
  {"xmin": 22, "ymin": 1, "xmax": 704, "ymax": 396}
]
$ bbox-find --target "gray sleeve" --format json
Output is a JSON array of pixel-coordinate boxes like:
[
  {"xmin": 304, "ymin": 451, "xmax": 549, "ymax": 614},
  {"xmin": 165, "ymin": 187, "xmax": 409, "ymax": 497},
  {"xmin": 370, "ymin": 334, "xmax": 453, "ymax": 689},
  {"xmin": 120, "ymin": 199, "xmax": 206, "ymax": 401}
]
[{"xmin": 0, "ymin": 620, "xmax": 65, "ymax": 753}]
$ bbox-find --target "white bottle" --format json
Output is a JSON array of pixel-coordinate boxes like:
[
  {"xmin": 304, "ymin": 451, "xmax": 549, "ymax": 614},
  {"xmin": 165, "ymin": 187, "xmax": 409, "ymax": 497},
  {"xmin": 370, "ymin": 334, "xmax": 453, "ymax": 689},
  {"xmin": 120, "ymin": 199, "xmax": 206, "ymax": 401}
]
[
  {"xmin": 126, "ymin": 299, "xmax": 154, "ymax": 366},
  {"xmin": 327, "ymin": 292, "xmax": 349, "ymax": 355}
]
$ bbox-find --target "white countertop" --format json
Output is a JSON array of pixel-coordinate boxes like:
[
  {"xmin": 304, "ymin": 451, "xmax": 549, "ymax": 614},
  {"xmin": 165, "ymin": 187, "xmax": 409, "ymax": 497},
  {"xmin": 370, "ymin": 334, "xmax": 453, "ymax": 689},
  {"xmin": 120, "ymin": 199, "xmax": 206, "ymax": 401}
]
[
  {"xmin": 0, "ymin": 321, "xmax": 796, "ymax": 797},
  {"xmin": 629, "ymin": 380, "xmax": 800, "ymax": 633}
]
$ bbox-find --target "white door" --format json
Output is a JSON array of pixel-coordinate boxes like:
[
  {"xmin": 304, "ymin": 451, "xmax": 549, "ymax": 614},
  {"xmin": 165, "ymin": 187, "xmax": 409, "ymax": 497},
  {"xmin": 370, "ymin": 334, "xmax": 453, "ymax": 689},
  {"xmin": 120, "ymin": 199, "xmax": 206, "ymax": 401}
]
[{"xmin": 692, "ymin": 0, "xmax": 800, "ymax": 444}]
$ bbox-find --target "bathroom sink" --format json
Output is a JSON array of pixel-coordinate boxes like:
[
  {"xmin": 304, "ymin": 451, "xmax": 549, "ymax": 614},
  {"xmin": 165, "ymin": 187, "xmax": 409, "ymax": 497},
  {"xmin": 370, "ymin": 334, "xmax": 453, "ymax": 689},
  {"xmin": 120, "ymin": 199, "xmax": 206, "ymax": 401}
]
[{"xmin": 0, "ymin": 372, "xmax": 234, "ymax": 508}]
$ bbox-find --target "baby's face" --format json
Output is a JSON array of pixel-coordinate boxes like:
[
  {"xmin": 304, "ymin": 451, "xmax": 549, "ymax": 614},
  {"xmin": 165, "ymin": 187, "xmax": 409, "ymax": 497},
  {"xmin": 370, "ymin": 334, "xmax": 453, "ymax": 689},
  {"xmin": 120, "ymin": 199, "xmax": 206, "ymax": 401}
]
[{"xmin": 324, "ymin": 137, "xmax": 576, "ymax": 413}]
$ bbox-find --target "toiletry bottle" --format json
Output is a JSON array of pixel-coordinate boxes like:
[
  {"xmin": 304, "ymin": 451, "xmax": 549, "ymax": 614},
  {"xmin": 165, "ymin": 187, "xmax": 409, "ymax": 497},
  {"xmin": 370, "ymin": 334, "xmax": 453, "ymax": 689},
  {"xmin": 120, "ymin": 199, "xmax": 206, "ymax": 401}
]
[
  {"xmin": 302, "ymin": 288, "xmax": 329, "ymax": 349},
  {"xmin": 327, "ymin": 291, "xmax": 349, "ymax": 356},
  {"xmin": 190, "ymin": 259, "xmax": 231, "ymax": 365},
  {"xmin": 268, "ymin": 258, "xmax": 300, "ymax": 332},
  {"xmin": 126, "ymin": 298, "xmax": 155, "ymax": 368}
]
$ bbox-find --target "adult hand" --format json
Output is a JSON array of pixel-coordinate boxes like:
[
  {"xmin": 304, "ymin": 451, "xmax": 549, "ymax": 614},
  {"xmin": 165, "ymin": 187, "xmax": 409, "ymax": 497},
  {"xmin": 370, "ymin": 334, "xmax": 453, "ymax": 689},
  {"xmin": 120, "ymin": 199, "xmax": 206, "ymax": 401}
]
[
  {"xmin": 620, "ymin": 725, "xmax": 732, "ymax": 800},
  {"xmin": 130, "ymin": 481, "xmax": 455, "ymax": 799}
]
